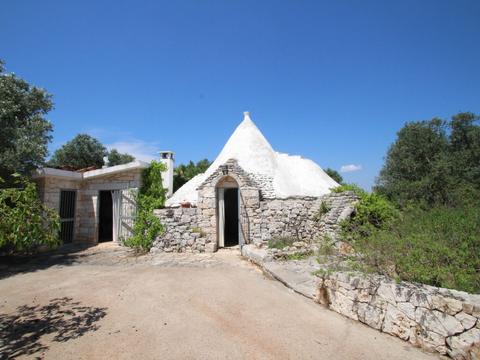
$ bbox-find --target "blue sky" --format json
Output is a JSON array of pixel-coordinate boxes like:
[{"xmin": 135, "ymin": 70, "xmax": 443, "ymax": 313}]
[{"xmin": 1, "ymin": 0, "xmax": 479, "ymax": 189}]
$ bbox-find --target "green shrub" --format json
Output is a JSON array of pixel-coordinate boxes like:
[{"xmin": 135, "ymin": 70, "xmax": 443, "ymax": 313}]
[
  {"xmin": 123, "ymin": 199, "xmax": 164, "ymax": 253},
  {"xmin": 349, "ymin": 206, "xmax": 480, "ymax": 293},
  {"xmin": 331, "ymin": 183, "xmax": 365, "ymax": 195},
  {"xmin": 124, "ymin": 161, "xmax": 166, "ymax": 253},
  {"xmin": 0, "ymin": 176, "xmax": 60, "ymax": 254},
  {"xmin": 341, "ymin": 189, "xmax": 399, "ymax": 240},
  {"xmin": 313, "ymin": 201, "xmax": 331, "ymax": 221},
  {"xmin": 317, "ymin": 235, "xmax": 336, "ymax": 257},
  {"xmin": 267, "ymin": 236, "xmax": 296, "ymax": 250},
  {"xmin": 285, "ymin": 251, "xmax": 313, "ymax": 261},
  {"xmin": 191, "ymin": 227, "xmax": 206, "ymax": 237}
]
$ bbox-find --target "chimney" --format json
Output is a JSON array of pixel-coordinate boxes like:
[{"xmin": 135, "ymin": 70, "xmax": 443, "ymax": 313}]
[{"xmin": 159, "ymin": 151, "xmax": 175, "ymax": 197}]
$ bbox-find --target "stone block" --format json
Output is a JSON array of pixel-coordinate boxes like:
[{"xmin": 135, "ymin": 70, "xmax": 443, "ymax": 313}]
[
  {"xmin": 382, "ymin": 304, "xmax": 417, "ymax": 340},
  {"xmin": 357, "ymin": 303, "xmax": 385, "ymax": 330}
]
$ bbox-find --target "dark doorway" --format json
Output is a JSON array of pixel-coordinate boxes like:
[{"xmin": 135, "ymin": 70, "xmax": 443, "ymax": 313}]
[
  {"xmin": 59, "ymin": 190, "xmax": 76, "ymax": 243},
  {"xmin": 98, "ymin": 191, "xmax": 113, "ymax": 242},
  {"xmin": 224, "ymin": 188, "xmax": 239, "ymax": 247}
]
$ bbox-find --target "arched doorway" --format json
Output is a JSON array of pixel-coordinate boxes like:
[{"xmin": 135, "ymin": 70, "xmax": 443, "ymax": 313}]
[{"xmin": 216, "ymin": 176, "xmax": 241, "ymax": 248}]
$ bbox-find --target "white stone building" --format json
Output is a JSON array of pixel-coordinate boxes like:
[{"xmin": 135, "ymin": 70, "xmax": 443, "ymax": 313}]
[
  {"xmin": 153, "ymin": 112, "xmax": 356, "ymax": 253},
  {"xmin": 33, "ymin": 161, "xmax": 149, "ymax": 244}
]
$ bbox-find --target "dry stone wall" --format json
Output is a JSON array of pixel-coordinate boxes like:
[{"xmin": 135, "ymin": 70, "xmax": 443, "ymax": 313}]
[
  {"xmin": 152, "ymin": 207, "xmax": 208, "ymax": 253},
  {"xmin": 152, "ymin": 189, "xmax": 357, "ymax": 253},
  {"xmin": 253, "ymin": 192, "xmax": 357, "ymax": 245},
  {"xmin": 316, "ymin": 272, "xmax": 480, "ymax": 359}
]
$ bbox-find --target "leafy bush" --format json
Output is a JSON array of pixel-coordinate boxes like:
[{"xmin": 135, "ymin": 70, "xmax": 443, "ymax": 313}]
[
  {"xmin": 0, "ymin": 177, "xmax": 60, "ymax": 254},
  {"xmin": 350, "ymin": 206, "xmax": 480, "ymax": 293},
  {"xmin": 191, "ymin": 227, "xmax": 206, "ymax": 237},
  {"xmin": 331, "ymin": 183, "xmax": 365, "ymax": 194},
  {"xmin": 313, "ymin": 201, "xmax": 331, "ymax": 221},
  {"xmin": 123, "ymin": 198, "xmax": 164, "ymax": 253},
  {"xmin": 341, "ymin": 188, "xmax": 399, "ymax": 240},
  {"xmin": 124, "ymin": 161, "xmax": 166, "ymax": 253},
  {"xmin": 267, "ymin": 236, "xmax": 296, "ymax": 250}
]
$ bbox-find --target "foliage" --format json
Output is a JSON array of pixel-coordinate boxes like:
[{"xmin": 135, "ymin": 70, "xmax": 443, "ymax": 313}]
[
  {"xmin": 173, "ymin": 159, "xmax": 211, "ymax": 192},
  {"xmin": 123, "ymin": 197, "xmax": 164, "ymax": 254},
  {"xmin": 316, "ymin": 235, "xmax": 336, "ymax": 257},
  {"xmin": 0, "ymin": 60, "xmax": 54, "ymax": 186},
  {"xmin": 376, "ymin": 112, "xmax": 480, "ymax": 207},
  {"xmin": 124, "ymin": 161, "xmax": 166, "ymax": 253},
  {"xmin": 0, "ymin": 176, "xmax": 60, "ymax": 254},
  {"xmin": 48, "ymin": 134, "xmax": 107, "ymax": 170},
  {"xmin": 107, "ymin": 149, "xmax": 135, "ymax": 166},
  {"xmin": 331, "ymin": 183, "xmax": 365, "ymax": 195},
  {"xmin": 313, "ymin": 201, "xmax": 331, "ymax": 221},
  {"xmin": 348, "ymin": 206, "xmax": 480, "ymax": 293},
  {"xmin": 285, "ymin": 251, "xmax": 313, "ymax": 261},
  {"xmin": 191, "ymin": 227, "xmax": 206, "ymax": 237},
  {"xmin": 325, "ymin": 168, "xmax": 343, "ymax": 184},
  {"xmin": 139, "ymin": 160, "xmax": 166, "ymax": 209},
  {"xmin": 267, "ymin": 236, "xmax": 296, "ymax": 250}
]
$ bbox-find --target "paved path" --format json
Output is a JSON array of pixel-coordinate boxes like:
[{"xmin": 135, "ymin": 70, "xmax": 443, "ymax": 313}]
[{"xmin": 0, "ymin": 244, "xmax": 440, "ymax": 359}]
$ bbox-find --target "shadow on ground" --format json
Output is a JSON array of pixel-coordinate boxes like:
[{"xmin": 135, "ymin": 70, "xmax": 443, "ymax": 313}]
[
  {"xmin": 0, "ymin": 297, "xmax": 107, "ymax": 359},
  {"xmin": 0, "ymin": 244, "xmax": 93, "ymax": 280}
]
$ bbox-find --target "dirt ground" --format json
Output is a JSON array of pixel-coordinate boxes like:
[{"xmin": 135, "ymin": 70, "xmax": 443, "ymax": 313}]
[{"xmin": 0, "ymin": 243, "xmax": 440, "ymax": 360}]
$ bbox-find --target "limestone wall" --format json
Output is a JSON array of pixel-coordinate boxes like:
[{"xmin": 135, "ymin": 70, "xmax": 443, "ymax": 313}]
[
  {"xmin": 253, "ymin": 192, "xmax": 357, "ymax": 244},
  {"xmin": 152, "ymin": 191, "xmax": 357, "ymax": 253},
  {"xmin": 316, "ymin": 272, "xmax": 480, "ymax": 359},
  {"xmin": 152, "ymin": 208, "xmax": 208, "ymax": 252}
]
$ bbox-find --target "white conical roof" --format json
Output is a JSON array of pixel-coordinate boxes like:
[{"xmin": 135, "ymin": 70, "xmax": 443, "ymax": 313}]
[{"xmin": 166, "ymin": 112, "xmax": 339, "ymax": 206}]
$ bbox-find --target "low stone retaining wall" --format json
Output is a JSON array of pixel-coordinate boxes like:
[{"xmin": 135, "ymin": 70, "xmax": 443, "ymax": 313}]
[
  {"xmin": 152, "ymin": 207, "xmax": 216, "ymax": 253},
  {"xmin": 316, "ymin": 272, "xmax": 480, "ymax": 359}
]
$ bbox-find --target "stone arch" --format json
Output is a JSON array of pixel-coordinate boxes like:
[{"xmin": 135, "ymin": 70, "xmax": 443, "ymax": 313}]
[{"xmin": 196, "ymin": 159, "xmax": 261, "ymax": 252}]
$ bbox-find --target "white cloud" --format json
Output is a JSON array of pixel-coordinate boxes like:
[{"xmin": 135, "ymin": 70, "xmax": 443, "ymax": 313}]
[
  {"xmin": 340, "ymin": 164, "xmax": 363, "ymax": 173},
  {"xmin": 105, "ymin": 140, "xmax": 160, "ymax": 162}
]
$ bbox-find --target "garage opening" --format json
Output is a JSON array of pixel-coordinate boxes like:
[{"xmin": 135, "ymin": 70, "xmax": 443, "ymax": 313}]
[{"xmin": 98, "ymin": 190, "xmax": 113, "ymax": 242}]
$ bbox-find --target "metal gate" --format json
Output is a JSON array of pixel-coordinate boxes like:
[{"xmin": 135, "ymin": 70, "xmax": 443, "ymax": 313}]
[
  {"xmin": 59, "ymin": 190, "xmax": 76, "ymax": 243},
  {"xmin": 112, "ymin": 189, "xmax": 137, "ymax": 243}
]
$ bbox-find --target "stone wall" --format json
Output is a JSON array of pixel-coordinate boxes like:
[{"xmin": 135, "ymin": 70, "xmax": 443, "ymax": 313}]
[
  {"xmin": 316, "ymin": 272, "xmax": 480, "ymax": 359},
  {"xmin": 152, "ymin": 189, "xmax": 357, "ymax": 253},
  {"xmin": 152, "ymin": 207, "xmax": 209, "ymax": 253},
  {"xmin": 253, "ymin": 192, "xmax": 357, "ymax": 245}
]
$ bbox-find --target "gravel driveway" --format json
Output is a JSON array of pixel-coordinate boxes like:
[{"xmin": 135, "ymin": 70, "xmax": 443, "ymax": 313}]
[{"xmin": 0, "ymin": 243, "xmax": 439, "ymax": 359}]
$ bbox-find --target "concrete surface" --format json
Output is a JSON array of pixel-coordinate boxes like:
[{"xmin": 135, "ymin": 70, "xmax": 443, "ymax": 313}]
[{"xmin": 0, "ymin": 243, "xmax": 440, "ymax": 359}]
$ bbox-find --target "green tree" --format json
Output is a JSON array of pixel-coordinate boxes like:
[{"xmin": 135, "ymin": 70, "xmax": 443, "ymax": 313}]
[
  {"xmin": 0, "ymin": 176, "xmax": 60, "ymax": 254},
  {"xmin": 376, "ymin": 113, "xmax": 480, "ymax": 207},
  {"xmin": 449, "ymin": 112, "xmax": 480, "ymax": 191},
  {"xmin": 325, "ymin": 168, "xmax": 343, "ymax": 184},
  {"xmin": 173, "ymin": 158, "xmax": 211, "ymax": 192},
  {"xmin": 107, "ymin": 149, "xmax": 135, "ymax": 166},
  {"xmin": 0, "ymin": 60, "xmax": 54, "ymax": 186},
  {"xmin": 48, "ymin": 134, "xmax": 107, "ymax": 170},
  {"xmin": 375, "ymin": 118, "xmax": 450, "ymax": 206},
  {"xmin": 124, "ymin": 161, "xmax": 166, "ymax": 253}
]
